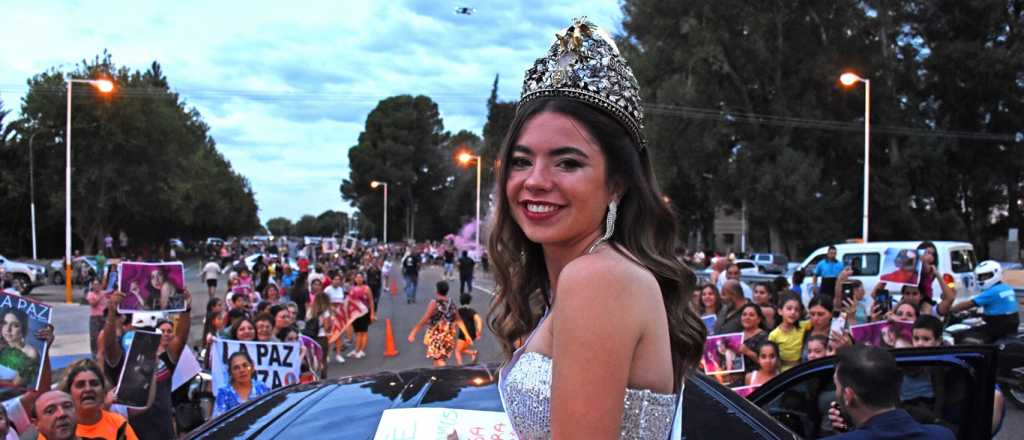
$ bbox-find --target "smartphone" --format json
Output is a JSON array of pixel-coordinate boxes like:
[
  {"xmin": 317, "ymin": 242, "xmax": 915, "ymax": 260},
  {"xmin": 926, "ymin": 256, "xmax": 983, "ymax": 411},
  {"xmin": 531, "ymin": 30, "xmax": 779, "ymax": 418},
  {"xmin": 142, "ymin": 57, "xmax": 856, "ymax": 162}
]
[
  {"xmin": 875, "ymin": 291, "xmax": 891, "ymax": 313},
  {"xmin": 830, "ymin": 401, "xmax": 853, "ymax": 432},
  {"xmin": 841, "ymin": 282, "xmax": 854, "ymax": 299}
]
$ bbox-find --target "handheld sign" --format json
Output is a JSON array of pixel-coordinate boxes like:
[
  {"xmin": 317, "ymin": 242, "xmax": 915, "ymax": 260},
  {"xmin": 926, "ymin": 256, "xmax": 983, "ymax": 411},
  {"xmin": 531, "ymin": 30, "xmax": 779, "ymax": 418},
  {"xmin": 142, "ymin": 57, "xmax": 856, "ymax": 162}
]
[
  {"xmin": 0, "ymin": 292, "xmax": 52, "ymax": 390},
  {"xmin": 115, "ymin": 330, "xmax": 161, "ymax": 408},
  {"xmin": 210, "ymin": 338, "xmax": 301, "ymax": 391},
  {"xmin": 373, "ymin": 408, "xmax": 518, "ymax": 440}
]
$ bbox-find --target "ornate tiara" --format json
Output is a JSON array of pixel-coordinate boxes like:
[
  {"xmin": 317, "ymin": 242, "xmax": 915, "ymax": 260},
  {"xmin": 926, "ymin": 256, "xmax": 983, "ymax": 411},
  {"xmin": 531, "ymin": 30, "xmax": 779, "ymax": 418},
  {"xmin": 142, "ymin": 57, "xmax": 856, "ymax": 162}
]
[{"xmin": 519, "ymin": 17, "xmax": 647, "ymax": 150}]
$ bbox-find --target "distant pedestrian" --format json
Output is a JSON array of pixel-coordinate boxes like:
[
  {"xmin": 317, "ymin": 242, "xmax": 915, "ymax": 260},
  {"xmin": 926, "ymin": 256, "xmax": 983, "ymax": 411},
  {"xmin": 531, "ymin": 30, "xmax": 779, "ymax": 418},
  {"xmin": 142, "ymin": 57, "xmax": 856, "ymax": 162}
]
[
  {"xmin": 202, "ymin": 259, "xmax": 221, "ymax": 297},
  {"xmin": 402, "ymin": 251, "xmax": 421, "ymax": 304},
  {"xmin": 443, "ymin": 248, "xmax": 455, "ymax": 280},
  {"xmin": 458, "ymin": 251, "xmax": 475, "ymax": 295},
  {"xmin": 85, "ymin": 280, "xmax": 106, "ymax": 356}
]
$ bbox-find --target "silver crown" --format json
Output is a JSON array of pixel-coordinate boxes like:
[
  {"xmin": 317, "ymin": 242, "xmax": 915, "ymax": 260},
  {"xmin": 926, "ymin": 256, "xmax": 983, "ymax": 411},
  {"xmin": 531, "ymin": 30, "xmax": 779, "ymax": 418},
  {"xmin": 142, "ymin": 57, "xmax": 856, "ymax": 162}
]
[{"xmin": 519, "ymin": 17, "xmax": 646, "ymax": 150}]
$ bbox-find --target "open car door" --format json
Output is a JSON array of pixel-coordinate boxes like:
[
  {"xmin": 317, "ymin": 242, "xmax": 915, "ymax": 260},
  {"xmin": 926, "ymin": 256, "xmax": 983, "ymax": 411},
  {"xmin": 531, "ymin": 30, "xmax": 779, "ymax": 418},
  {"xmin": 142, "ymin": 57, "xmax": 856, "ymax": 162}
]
[{"xmin": 748, "ymin": 346, "xmax": 999, "ymax": 439}]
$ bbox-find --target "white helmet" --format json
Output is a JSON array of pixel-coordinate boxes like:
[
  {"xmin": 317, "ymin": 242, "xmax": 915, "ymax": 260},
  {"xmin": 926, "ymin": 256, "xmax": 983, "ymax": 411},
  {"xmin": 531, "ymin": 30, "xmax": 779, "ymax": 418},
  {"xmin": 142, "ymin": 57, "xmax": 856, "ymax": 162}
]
[{"xmin": 974, "ymin": 260, "xmax": 1002, "ymax": 291}]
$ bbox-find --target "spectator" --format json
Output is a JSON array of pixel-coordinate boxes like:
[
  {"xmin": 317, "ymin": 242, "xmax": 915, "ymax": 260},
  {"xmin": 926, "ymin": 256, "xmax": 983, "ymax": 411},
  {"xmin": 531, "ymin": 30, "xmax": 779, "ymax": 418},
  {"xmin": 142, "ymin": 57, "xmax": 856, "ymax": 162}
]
[
  {"xmin": 455, "ymin": 293, "xmax": 482, "ymax": 365},
  {"xmin": 401, "ymin": 250, "xmax": 421, "ymax": 304},
  {"xmin": 213, "ymin": 352, "xmax": 270, "ymax": 417},
  {"xmin": 289, "ymin": 271, "xmax": 310, "ymax": 323},
  {"xmin": 804, "ymin": 296, "xmax": 834, "ymax": 359},
  {"xmin": 716, "ymin": 263, "xmax": 753, "ymax": 300},
  {"xmin": 746, "ymin": 341, "xmax": 780, "ymax": 386},
  {"xmin": 791, "ymin": 269, "xmax": 806, "ymax": 298},
  {"xmin": 100, "ymin": 289, "xmax": 191, "ymax": 439},
  {"xmin": 697, "ymin": 284, "xmax": 723, "ymax": 317},
  {"xmin": 59, "ymin": 359, "xmax": 138, "ymax": 440},
  {"xmin": 345, "ymin": 273, "xmax": 374, "ymax": 359},
  {"xmin": 805, "ymin": 334, "xmax": 830, "ymax": 361},
  {"xmin": 365, "ymin": 259, "xmax": 383, "ymax": 308},
  {"xmin": 458, "ymin": 251, "xmax": 476, "ymax": 295},
  {"xmin": 202, "ymin": 259, "xmax": 221, "ymax": 298},
  {"xmin": 752, "ymin": 282, "xmax": 778, "ymax": 328},
  {"xmin": 714, "ymin": 281, "xmax": 750, "ymax": 334},
  {"xmin": 769, "ymin": 294, "xmax": 807, "ymax": 371},
  {"xmin": 84, "ymin": 280, "xmax": 107, "ymax": 357},
  {"xmin": 443, "ymin": 247, "xmax": 455, "ymax": 280},
  {"xmin": 253, "ymin": 313, "xmax": 276, "ymax": 342},
  {"xmin": 30, "ymin": 391, "xmax": 77, "ymax": 440},
  {"xmin": 835, "ymin": 269, "xmax": 869, "ymax": 324},
  {"xmin": 736, "ymin": 303, "xmax": 769, "ymax": 372},
  {"xmin": 229, "ymin": 318, "xmax": 256, "ymax": 341},
  {"xmin": 826, "ymin": 345, "xmax": 954, "ymax": 439},
  {"xmin": 813, "ymin": 246, "xmax": 844, "ymax": 300}
]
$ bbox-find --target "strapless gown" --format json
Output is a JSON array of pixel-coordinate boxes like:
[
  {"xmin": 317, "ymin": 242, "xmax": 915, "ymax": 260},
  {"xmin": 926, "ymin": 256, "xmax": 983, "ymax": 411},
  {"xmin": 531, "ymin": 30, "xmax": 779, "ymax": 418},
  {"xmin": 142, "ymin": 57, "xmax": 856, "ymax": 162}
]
[{"xmin": 499, "ymin": 351, "xmax": 677, "ymax": 439}]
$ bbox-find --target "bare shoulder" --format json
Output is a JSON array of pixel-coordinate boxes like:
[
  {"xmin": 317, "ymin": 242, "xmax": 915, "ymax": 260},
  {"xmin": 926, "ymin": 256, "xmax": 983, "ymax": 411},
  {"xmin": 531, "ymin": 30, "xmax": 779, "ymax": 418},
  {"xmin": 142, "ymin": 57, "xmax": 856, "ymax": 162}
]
[{"xmin": 555, "ymin": 247, "xmax": 663, "ymax": 316}]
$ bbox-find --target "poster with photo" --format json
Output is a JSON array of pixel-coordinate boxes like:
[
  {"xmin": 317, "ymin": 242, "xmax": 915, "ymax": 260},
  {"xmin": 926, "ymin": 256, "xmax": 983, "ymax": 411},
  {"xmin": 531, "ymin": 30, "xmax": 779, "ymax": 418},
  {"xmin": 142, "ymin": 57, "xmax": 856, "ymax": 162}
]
[
  {"xmin": 115, "ymin": 330, "xmax": 161, "ymax": 408},
  {"xmin": 878, "ymin": 248, "xmax": 921, "ymax": 287},
  {"xmin": 701, "ymin": 333, "xmax": 745, "ymax": 375},
  {"xmin": 343, "ymin": 236, "xmax": 357, "ymax": 251},
  {"xmin": 701, "ymin": 314, "xmax": 718, "ymax": 336},
  {"xmin": 0, "ymin": 292, "xmax": 52, "ymax": 390},
  {"xmin": 850, "ymin": 320, "xmax": 914, "ymax": 348},
  {"xmin": 118, "ymin": 262, "xmax": 187, "ymax": 313},
  {"xmin": 322, "ymin": 238, "xmax": 339, "ymax": 254}
]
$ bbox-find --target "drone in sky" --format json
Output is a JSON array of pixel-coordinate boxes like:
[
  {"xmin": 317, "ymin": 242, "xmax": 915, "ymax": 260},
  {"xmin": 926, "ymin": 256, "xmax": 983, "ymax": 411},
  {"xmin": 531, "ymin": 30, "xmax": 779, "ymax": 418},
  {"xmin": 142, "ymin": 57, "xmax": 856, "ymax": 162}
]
[{"xmin": 454, "ymin": 6, "xmax": 475, "ymax": 15}]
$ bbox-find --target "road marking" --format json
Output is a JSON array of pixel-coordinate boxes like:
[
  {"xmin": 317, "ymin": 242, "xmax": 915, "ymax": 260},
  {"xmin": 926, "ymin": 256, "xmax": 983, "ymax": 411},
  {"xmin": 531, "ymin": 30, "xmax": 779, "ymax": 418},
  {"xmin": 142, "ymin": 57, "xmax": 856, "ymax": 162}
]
[{"xmin": 474, "ymin": 285, "xmax": 495, "ymax": 296}]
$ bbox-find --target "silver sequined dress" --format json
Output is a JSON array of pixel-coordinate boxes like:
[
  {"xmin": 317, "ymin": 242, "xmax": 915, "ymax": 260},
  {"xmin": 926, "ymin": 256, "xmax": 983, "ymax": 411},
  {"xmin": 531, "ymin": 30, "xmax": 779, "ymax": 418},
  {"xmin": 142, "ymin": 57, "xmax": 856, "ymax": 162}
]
[{"xmin": 498, "ymin": 315, "xmax": 678, "ymax": 439}]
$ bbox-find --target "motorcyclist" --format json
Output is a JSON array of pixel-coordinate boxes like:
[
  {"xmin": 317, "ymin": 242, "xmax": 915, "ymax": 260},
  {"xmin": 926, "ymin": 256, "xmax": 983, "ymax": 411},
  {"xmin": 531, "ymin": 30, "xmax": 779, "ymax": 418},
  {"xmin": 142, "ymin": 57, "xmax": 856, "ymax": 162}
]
[{"xmin": 938, "ymin": 260, "xmax": 1019, "ymax": 344}]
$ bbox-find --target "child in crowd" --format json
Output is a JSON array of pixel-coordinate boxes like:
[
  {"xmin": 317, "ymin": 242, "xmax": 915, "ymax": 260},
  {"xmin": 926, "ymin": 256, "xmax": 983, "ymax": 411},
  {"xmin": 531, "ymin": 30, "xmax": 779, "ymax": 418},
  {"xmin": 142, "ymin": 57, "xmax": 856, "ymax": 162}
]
[
  {"xmin": 306, "ymin": 292, "xmax": 337, "ymax": 363},
  {"xmin": 455, "ymin": 294, "xmax": 483, "ymax": 365},
  {"xmin": 804, "ymin": 334, "xmax": 829, "ymax": 362},
  {"xmin": 745, "ymin": 341, "xmax": 780, "ymax": 386},
  {"xmin": 769, "ymin": 295, "xmax": 807, "ymax": 372}
]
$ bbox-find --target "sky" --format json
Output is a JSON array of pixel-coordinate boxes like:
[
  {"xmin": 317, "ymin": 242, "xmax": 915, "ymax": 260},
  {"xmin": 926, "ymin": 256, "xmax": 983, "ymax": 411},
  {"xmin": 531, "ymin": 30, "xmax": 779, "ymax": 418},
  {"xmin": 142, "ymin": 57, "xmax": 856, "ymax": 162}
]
[{"xmin": 0, "ymin": 0, "xmax": 623, "ymax": 225}]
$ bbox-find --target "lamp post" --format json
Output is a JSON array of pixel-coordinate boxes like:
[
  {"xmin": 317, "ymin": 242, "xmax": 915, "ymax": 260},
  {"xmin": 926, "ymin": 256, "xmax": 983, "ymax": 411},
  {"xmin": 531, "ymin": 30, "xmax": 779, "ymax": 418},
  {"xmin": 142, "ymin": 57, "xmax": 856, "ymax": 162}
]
[
  {"xmin": 65, "ymin": 77, "xmax": 114, "ymax": 304},
  {"xmin": 26, "ymin": 129, "xmax": 45, "ymax": 261},
  {"xmin": 840, "ymin": 72, "xmax": 870, "ymax": 242},
  {"xmin": 457, "ymin": 151, "xmax": 482, "ymax": 248},
  {"xmin": 371, "ymin": 181, "xmax": 388, "ymax": 244}
]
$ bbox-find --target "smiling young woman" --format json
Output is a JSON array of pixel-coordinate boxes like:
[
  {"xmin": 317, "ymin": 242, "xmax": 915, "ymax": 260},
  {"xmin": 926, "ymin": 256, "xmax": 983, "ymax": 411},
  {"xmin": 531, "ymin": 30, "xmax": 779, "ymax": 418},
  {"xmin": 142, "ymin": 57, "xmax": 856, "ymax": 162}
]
[{"xmin": 491, "ymin": 18, "xmax": 706, "ymax": 439}]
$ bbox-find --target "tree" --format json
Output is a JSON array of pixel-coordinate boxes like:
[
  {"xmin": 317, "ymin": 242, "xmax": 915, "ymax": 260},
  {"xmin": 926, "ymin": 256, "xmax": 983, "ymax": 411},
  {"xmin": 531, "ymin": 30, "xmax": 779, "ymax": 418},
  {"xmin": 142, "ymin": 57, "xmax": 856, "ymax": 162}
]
[
  {"xmin": 266, "ymin": 217, "xmax": 294, "ymax": 237},
  {"xmin": 340, "ymin": 95, "xmax": 455, "ymax": 241},
  {"xmin": 0, "ymin": 53, "xmax": 260, "ymax": 256}
]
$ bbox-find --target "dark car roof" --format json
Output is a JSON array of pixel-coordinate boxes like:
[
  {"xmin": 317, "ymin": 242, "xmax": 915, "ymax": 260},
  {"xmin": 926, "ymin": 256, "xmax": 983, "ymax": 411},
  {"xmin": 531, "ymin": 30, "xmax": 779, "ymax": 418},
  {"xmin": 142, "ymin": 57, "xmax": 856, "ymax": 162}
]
[{"xmin": 189, "ymin": 364, "xmax": 796, "ymax": 439}]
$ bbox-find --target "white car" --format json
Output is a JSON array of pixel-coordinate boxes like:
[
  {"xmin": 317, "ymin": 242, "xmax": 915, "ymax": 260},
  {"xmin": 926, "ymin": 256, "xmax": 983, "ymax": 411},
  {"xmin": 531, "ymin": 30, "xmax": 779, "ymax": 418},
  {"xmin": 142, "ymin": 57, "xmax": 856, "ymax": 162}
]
[
  {"xmin": 0, "ymin": 254, "xmax": 46, "ymax": 294},
  {"xmin": 243, "ymin": 254, "xmax": 299, "ymax": 273},
  {"xmin": 701, "ymin": 259, "xmax": 761, "ymax": 276},
  {"xmin": 795, "ymin": 240, "xmax": 979, "ymax": 301}
]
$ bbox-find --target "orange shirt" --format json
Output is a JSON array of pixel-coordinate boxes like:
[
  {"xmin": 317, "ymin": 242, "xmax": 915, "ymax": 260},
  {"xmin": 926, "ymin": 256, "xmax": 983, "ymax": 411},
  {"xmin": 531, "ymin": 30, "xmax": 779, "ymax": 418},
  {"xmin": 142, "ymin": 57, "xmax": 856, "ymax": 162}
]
[{"xmin": 37, "ymin": 410, "xmax": 139, "ymax": 440}]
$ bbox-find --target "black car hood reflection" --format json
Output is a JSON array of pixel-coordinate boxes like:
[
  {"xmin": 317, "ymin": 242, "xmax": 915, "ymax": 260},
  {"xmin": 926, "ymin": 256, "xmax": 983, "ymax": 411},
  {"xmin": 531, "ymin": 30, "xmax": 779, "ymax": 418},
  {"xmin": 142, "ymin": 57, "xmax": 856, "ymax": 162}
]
[{"xmin": 189, "ymin": 363, "xmax": 796, "ymax": 439}]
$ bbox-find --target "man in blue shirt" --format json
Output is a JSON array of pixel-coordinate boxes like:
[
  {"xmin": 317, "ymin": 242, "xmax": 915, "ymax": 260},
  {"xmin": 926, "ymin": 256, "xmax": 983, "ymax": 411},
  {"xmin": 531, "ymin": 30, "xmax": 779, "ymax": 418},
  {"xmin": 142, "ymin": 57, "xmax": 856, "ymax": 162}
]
[
  {"xmin": 941, "ymin": 260, "xmax": 1019, "ymax": 343},
  {"xmin": 826, "ymin": 345, "xmax": 954, "ymax": 439},
  {"xmin": 814, "ymin": 246, "xmax": 844, "ymax": 299}
]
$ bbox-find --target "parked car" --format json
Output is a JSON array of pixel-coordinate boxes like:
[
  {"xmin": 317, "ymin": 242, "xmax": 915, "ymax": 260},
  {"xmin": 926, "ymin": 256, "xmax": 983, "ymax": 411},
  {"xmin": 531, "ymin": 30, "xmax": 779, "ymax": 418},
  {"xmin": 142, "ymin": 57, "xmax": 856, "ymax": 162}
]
[
  {"xmin": 0, "ymin": 254, "xmax": 46, "ymax": 294},
  {"xmin": 795, "ymin": 241, "xmax": 979, "ymax": 301},
  {"xmin": 752, "ymin": 253, "xmax": 790, "ymax": 274},
  {"xmin": 188, "ymin": 363, "xmax": 797, "ymax": 439},
  {"xmin": 748, "ymin": 345, "xmax": 1000, "ymax": 439},
  {"xmin": 49, "ymin": 256, "xmax": 97, "ymax": 285},
  {"xmin": 169, "ymin": 238, "xmax": 185, "ymax": 249},
  {"xmin": 205, "ymin": 237, "xmax": 225, "ymax": 248},
  {"xmin": 702, "ymin": 258, "xmax": 761, "ymax": 277}
]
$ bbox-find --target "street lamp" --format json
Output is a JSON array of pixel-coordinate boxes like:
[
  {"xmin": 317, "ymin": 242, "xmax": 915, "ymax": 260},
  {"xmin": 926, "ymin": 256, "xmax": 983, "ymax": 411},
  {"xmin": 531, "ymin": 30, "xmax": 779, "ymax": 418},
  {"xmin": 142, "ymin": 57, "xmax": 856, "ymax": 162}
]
[
  {"xmin": 371, "ymin": 181, "xmax": 388, "ymax": 244},
  {"xmin": 840, "ymin": 71, "xmax": 870, "ymax": 242},
  {"xmin": 26, "ymin": 128, "xmax": 47, "ymax": 261},
  {"xmin": 457, "ymin": 151, "xmax": 482, "ymax": 248},
  {"xmin": 66, "ymin": 77, "xmax": 114, "ymax": 304}
]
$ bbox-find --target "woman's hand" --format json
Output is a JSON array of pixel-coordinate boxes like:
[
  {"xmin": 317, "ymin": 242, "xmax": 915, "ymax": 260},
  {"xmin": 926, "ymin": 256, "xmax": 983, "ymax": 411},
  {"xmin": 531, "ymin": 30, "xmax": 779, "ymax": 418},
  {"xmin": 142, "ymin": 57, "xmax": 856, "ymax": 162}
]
[
  {"xmin": 407, "ymin": 331, "xmax": 416, "ymax": 343},
  {"xmin": 35, "ymin": 324, "xmax": 54, "ymax": 345}
]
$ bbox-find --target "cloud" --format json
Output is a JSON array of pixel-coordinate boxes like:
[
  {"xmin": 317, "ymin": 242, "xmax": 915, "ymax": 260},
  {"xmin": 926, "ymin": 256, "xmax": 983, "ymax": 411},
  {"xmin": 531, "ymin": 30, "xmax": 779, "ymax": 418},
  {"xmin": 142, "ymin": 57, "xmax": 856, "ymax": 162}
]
[{"xmin": 0, "ymin": 0, "xmax": 623, "ymax": 224}]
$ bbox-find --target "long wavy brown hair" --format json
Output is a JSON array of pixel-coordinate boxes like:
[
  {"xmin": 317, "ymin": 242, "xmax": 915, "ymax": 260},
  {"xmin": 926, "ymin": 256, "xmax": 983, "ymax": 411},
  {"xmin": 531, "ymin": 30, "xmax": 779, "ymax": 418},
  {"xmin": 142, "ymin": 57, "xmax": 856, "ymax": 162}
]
[{"xmin": 487, "ymin": 98, "xmax": 706, "ymax": 390}]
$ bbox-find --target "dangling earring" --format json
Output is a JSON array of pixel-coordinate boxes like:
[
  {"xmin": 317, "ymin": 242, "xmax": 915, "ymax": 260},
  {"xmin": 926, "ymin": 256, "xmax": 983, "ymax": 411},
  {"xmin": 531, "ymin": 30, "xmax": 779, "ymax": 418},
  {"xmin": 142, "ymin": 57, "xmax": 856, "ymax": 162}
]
[
  {"xmin": 602, "ymin": 200, "xmax": 618, "ymax": 242},
  {"xmin": 587, "ymin": 199, "xmax": 618, "ymax": 254}
]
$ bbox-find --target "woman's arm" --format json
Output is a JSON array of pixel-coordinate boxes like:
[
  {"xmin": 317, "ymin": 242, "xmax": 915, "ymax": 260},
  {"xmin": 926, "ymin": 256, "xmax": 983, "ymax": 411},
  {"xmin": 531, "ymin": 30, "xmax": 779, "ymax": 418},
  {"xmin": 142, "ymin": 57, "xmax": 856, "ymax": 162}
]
[
  {"xmin": 101, "ymin": 291, "xmax": 126, "ymax": 367},
  {"xmin": 407, "ymin": 301, "xmax": 437, "ymax": 342},
  {"xmin": 474, "ymin": 314, "xmax": 483, "ymax": 340},
  {"xmin": 550, "ymin": 259, "xmax": 650, "ymax": 439},
  {"xmin": 167, "ymin": 289, "xmax": 192, "ymax": 363}
]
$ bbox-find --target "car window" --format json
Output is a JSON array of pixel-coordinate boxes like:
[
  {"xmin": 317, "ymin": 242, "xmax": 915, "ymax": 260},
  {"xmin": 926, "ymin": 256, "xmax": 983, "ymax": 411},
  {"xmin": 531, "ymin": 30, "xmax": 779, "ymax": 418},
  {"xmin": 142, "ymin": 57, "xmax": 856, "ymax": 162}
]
[
  {"xmin": 759, "ymin": 362, "xmax": 976, "ymax": 439},
  {"xmin": 803, "ymin": 255, "xmax": 825, "ymax": 275},
  {"xmin": 756, "ymin": 255, "xmax": 769, "ymax": 262},
  {"xmin": 841, "ymin": 253, "xmax": 879, "ymax": 276},
  {"xmin": 949, "ymin": 249, "xmax": 976, "ymax": 273},
  {"xmin": 738, "ymin": 262, "xmax": 755, "ymax": 270}
]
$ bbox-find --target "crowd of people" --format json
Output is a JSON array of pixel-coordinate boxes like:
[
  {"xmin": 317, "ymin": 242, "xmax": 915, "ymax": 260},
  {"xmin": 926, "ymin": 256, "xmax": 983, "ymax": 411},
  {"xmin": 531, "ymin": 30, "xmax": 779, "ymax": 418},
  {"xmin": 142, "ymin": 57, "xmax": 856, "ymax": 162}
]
[{"xmin": 697, "ymin": 241, "xmax": 1016, "ymax": 437}]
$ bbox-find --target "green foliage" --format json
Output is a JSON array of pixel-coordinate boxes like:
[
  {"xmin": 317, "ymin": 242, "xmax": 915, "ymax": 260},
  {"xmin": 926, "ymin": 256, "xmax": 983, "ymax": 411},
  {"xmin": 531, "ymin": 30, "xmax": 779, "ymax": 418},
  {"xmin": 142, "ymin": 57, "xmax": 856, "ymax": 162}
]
[
  {"xmin": 266, "ymin": 217, "xmax": 294, "ymax": 236},
  {"xmin": 340, "ymin": 95, "xmax": 459, "ymax": 241},
  {"xmin": 0, "ymin": 53, "xmax": 261, "ymax": 256},
  {"xmin": 621, "ymin": 0, "xmax": 1023, "ymax": 257}
]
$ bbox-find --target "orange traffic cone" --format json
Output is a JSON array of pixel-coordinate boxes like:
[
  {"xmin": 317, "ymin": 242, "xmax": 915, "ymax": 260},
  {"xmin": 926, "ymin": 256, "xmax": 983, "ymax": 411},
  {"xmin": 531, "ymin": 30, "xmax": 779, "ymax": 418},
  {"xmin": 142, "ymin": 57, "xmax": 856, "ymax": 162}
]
[
  {"xmin": 390, "ymin": 278, "xmax": 398, "ymax": 296},
  {"xmin": 383, "ymin": 318, "xmax": 399, "ymax": 357}
]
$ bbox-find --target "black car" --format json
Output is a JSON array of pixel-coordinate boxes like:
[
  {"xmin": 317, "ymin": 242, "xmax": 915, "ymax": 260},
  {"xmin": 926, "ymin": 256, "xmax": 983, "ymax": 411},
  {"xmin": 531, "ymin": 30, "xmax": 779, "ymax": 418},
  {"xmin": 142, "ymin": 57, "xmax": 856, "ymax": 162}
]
[
  {"xmin": 188, "ymin": 363, "xmax": 797, "ymax": 439},
  {"xmin": 189, "ymin": 346, "xmax": 998, "ymax": 439}
]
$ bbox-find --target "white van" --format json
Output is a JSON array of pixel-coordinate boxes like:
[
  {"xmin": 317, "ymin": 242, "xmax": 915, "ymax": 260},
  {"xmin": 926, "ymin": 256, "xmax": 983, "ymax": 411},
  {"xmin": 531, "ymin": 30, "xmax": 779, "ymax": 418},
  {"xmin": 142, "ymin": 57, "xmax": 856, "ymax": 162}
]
[{"xmin": 796, "ymin": 241, "xmax": 979, "ymax": 302}]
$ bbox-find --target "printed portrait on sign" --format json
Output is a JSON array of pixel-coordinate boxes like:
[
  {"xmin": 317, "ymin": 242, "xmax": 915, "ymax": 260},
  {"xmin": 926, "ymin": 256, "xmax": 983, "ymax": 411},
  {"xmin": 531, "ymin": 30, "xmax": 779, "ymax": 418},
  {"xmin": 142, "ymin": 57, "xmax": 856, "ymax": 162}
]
[
  {"xmin": 118, "ymin": 262, "xmax": 187, "ymax": 313},
  {"xmin": 0, "ymin": 292, "xmax": 51, "ymax": 390}
]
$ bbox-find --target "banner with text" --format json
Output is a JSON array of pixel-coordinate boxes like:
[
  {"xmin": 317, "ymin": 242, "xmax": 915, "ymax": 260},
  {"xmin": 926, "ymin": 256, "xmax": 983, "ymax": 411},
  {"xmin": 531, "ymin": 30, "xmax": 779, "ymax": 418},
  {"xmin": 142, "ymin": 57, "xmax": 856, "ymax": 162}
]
[
  {"xmin": 210, "ymin": 338, "xmax": 301, "ymax": 391},
  {"xmin": 0, "ymin": 292, "xmax": 52, "ymax": 390}
]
